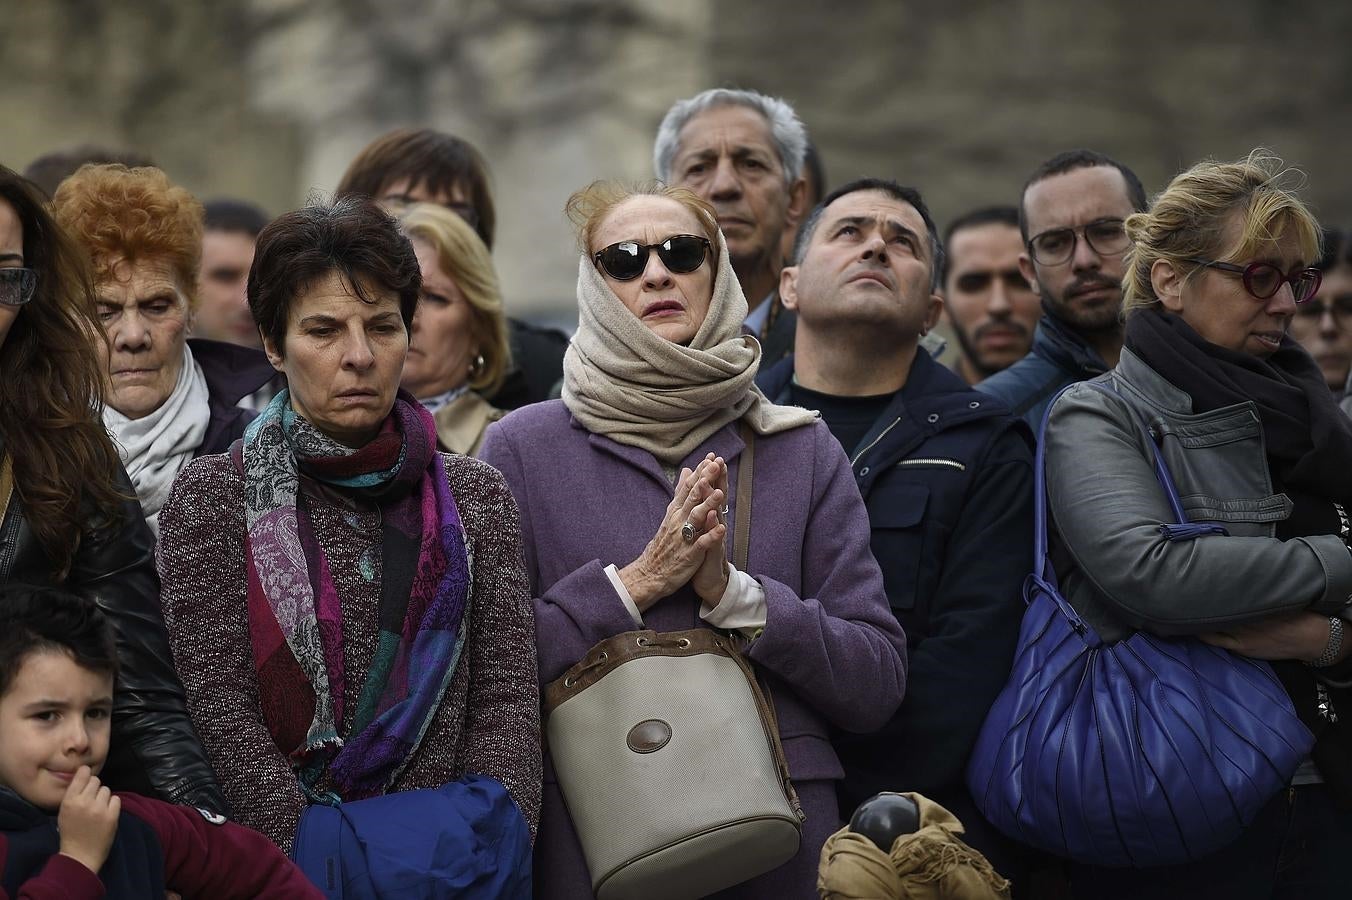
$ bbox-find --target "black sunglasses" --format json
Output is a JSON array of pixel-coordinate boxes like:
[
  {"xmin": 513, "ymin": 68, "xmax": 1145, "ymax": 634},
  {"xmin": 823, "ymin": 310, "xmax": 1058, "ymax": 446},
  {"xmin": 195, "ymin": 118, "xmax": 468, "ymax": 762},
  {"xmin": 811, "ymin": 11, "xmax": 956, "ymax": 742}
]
[
  {"xmin": 1187, "ymin": 257, "xmax": 1321, "ymax": 304},
  {"xmin": 0, "ymin": 268, "xmax": 37, "ymax": 308},
  {"xmin": 593, "ymin": 235, "xmax": 711, "ymax": 282}
]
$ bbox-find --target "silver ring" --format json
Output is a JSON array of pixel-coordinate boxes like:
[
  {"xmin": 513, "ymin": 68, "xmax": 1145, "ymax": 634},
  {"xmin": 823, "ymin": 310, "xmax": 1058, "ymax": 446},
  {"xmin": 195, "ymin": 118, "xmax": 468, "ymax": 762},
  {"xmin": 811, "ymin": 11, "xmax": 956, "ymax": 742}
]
[
  {"xmin": 720, "ymin": 505, "xmax": 730, "ymax": 516},
  {"xmin": 681, "ymin": 521, "xmax": 697, "ymax": 543}
]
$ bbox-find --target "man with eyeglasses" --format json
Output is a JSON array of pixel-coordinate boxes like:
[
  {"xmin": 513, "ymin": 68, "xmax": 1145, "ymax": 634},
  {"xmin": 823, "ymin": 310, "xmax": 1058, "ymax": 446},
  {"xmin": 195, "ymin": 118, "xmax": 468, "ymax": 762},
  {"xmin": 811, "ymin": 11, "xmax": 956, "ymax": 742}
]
[
  {"xmin": 1291, "ymin": 227, "xmax": 1352, "ymax": 408},
  {"xmin": 977, "ymin": 149, "xmax": 1149, "ymax": 426},
  {"xmin": 756, "ymin": 178, "xmax": 1035, "ymax": 888},
  {"xmin": 335, "ymin": 127, "xmax": 569, "ymax": 410},
  {"xmin": 655, "ymin": 88, "xmax": 810, "ymax": 369},
  {"xmin": 941, "ymin": 206, "xmax": 1042, "ymax": 385}
]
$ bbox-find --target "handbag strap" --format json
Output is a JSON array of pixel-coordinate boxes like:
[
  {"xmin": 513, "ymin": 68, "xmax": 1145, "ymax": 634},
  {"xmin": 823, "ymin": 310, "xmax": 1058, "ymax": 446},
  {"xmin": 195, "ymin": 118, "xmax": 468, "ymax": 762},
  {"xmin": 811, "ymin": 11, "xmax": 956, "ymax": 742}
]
[
  {"xmin": 733, "ymin": 420, "xmax": 755, "ymax": 571},
  {"xmin": 1032, "ymin": 379, "xmax": 1227, "ymax": 583}
]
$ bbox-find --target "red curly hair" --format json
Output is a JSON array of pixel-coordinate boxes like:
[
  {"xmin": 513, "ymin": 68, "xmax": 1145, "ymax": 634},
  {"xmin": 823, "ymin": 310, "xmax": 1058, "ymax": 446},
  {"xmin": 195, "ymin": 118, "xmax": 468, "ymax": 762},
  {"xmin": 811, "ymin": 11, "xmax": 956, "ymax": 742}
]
[{"xmin": 51, "ymin": 164, "xmax": 203, "ymax": 305}]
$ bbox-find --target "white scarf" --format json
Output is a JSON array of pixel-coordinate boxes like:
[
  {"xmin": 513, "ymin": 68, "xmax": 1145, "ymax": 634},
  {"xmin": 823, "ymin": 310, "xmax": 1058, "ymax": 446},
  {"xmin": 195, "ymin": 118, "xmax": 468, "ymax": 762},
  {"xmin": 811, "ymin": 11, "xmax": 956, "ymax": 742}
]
[
  {"xmin": 562, "ymin": 230, "xmax": 817, "ymax": 465},
  {"xmin": 103, "ymin": 343, "xmax": 211, "ymax": 536}
]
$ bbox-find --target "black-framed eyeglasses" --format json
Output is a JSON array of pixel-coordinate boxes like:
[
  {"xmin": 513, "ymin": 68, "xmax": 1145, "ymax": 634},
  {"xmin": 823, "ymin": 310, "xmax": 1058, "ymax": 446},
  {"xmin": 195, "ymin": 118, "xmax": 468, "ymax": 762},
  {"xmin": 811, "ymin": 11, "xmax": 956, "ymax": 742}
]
[
  {"xmin": 593, "ymin": 235, "xmax": 711, "ymax": 282},
  {"xmin": 0, "ymin": 268, "xmax": 37, "ymax": 308},
  {"xmin": 1187, "ymin": 257, "xmax": 1321, "ymax": 303},
  {"xmin": 1293, "ymin": 293, "xmax": 1352, "ymax": 324},
  {"xmin": 1027, "ymin": 218, "xmax": 1130, "ymax": 266}
]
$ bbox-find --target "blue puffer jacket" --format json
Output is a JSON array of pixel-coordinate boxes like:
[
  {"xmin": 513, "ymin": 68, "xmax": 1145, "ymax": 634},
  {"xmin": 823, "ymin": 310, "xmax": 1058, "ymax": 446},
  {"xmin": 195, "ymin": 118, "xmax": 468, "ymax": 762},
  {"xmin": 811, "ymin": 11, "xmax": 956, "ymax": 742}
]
[
  {"xmin": 758, "ymin": 349, "xmax": 1035, "ymax": 867},
  {"xmin": 975, "ymin": 310, "xmax": 1110, "ymax": 426}
]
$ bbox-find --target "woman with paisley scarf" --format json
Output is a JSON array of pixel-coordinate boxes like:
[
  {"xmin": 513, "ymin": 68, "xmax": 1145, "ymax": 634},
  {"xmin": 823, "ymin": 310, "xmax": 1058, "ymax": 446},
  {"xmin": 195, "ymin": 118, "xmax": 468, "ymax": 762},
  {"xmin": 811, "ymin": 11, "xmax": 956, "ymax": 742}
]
[
  {"xmin": 156, "ymin": 196, "xmax": 541, "ymax": 854},
  {"xmin": 1042, "ymin": 153, "xmax": 1352, "ymax": 898},
  {"xmin": 479, "ymin": 182, "xmax": 906, "ymax": 897}
]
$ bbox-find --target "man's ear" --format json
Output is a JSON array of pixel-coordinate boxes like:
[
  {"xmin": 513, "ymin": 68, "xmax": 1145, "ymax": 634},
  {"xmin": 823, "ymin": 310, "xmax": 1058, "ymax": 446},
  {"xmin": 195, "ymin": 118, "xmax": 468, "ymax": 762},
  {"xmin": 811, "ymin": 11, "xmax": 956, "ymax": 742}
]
[
  {"xmin": 1018, "ymin": 252, "xmax": 1042, "ymax": 299},
  {"xmin": 1152, "ymin": 258, "xmax": 1185, "ymax": 312},
  {"xmin": 784, "ymin": 177, "xmax": 809, "ymax": 230},
  {"xmin": 261, "ymin": 331, "xmax": 285, "ymax": 373},
  {"xmin": 779, "ymin": 265, "xmax": 800, "ymax": 312},
  {"xmin": 924, "ymin": 293, "xmax": 944, "ymax": 335}
]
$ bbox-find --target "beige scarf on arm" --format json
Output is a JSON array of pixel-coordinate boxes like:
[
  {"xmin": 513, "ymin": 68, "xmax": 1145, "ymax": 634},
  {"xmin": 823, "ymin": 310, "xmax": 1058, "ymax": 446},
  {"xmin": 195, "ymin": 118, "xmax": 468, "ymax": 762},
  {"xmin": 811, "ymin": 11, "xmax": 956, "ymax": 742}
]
[{"xmin": 562, "ymin": 231, "xmax": 817, "ymax": 465}]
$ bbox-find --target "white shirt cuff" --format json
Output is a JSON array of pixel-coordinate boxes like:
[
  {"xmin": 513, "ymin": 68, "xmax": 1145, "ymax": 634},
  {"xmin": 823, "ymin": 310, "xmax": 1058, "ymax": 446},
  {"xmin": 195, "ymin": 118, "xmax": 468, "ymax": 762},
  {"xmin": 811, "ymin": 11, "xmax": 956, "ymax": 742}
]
[
  {"xmin": 604, "ymin": 563, "xmax": 645, "ymax": 628},
  {"xmin": 699, "ymin": 564, "xmax": 767, "ymax": 637}
]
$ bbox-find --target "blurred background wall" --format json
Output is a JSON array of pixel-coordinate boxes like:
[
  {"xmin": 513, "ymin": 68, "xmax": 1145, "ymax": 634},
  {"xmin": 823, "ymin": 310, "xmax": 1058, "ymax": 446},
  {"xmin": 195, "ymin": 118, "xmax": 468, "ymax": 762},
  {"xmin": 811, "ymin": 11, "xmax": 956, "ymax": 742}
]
[{"xmin": 4, "ymin": 0, "xmax": 1349, "ymax": 323}]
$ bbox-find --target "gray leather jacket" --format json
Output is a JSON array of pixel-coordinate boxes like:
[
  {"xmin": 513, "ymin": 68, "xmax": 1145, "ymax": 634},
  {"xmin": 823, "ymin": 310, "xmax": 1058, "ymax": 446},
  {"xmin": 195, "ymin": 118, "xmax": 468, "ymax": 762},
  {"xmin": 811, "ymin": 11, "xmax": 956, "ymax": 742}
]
[{"xmin": 1044, "ymin": 347, "xmax": 1352, "ymax": 643}]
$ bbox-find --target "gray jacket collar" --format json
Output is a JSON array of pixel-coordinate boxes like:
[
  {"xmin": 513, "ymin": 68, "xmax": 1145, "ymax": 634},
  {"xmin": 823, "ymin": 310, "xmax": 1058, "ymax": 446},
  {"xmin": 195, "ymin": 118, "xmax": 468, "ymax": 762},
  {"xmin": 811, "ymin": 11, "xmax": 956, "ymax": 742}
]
[{"xmin": 1112, "ymin": 346, "xmax": 1195, "ymax": 415}]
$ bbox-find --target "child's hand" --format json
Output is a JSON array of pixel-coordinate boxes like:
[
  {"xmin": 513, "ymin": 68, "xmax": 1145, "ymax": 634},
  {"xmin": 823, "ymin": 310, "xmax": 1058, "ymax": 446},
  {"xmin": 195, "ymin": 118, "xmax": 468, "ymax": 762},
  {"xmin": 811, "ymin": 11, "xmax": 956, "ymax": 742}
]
[{"xmin": 57, "ymin": 766, "xmax": 120, "ymax": 875}]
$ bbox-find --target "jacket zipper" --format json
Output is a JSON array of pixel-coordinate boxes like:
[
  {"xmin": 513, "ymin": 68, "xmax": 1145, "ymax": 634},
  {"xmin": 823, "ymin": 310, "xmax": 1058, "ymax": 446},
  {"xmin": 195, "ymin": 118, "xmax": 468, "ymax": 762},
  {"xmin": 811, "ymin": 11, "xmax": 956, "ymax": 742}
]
[
  {"xmin": 851, "ymin": 417, "xmax": 902, "ymax": 468},
  {"xmin": 896, "ymin": 457, "xmax": 966, "ymax": 471}
]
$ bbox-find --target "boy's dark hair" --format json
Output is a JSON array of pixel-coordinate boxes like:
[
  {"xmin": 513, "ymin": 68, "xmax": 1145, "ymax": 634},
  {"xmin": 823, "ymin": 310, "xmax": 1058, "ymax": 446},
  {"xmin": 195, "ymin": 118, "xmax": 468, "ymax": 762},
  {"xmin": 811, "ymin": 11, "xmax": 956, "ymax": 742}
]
[
  {"xmin": 0, "ymin": 584, "xmax": 118, "ymax": 697},
  {"xmin": 1019, "ymin": 148, "xmax": 1148, "ymax": 240}
]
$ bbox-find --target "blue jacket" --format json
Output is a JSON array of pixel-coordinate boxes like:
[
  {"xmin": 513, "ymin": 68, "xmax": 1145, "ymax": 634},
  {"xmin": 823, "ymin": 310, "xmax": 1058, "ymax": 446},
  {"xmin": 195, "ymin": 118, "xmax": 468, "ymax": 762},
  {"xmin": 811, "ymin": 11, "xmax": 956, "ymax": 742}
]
[
  {"xmin": 975, "ymin": 311, "xmax": 1110, "ymax": 426},
  {"xmin": 758, "ymin": 350, "xmax": 1034, "ymax": 827}
]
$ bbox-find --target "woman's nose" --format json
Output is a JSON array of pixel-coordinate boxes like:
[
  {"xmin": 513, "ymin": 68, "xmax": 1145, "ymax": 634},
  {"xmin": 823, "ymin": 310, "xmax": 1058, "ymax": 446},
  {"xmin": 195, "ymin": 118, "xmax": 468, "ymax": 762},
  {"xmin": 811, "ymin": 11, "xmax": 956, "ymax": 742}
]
[{"xmin": 641, "ymin": 254, "xmax": 674, "ymax": 289}]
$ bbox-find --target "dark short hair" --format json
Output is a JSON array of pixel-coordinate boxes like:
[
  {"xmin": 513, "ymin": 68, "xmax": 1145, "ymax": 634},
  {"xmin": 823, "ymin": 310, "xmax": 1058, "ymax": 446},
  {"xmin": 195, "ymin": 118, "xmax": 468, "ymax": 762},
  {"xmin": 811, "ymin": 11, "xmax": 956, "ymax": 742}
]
[
  {"xmin": 203, "ymin": 199, "xmax": 270, "ymax": 238},
  {"xmin": 0, "ymin": 584, "xmax": 118, "ymax": 698},
  {"xmin": 941, "ymin": 205, "xmax": 1020, "ymax": 283},
  {"xmin": 1018, "ymin": 149, "xmax": 1148, "ymax": 240},
  {"xmin": 248, "ymin": 196, "xmax": 422, "ymax": 354},
  {"xmin": 22, "ymin": 144, "xmax": 156, "ymax": 200},
  {"xmin": 335, "ymin": 128, "xmax": 496, "ymax": 250},
  {"xmin": 1318, "ymin": 226, "xmax": 1351, "ymax": 271},
  {"xmin": 794, "ymin": 177, "xmax": 944, "ymax": 290}
]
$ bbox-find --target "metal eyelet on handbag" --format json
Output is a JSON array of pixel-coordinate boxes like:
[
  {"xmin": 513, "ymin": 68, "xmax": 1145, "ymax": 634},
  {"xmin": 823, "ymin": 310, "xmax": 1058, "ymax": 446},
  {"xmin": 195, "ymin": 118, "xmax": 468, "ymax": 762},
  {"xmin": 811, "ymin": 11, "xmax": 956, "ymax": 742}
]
[
  {"xmin": 678, "ymin": 638, "xmax": 691, "ymax": 648},
  {"xmin": 636, "ymin": 637, "xmax": 649, "ymax": 647}
]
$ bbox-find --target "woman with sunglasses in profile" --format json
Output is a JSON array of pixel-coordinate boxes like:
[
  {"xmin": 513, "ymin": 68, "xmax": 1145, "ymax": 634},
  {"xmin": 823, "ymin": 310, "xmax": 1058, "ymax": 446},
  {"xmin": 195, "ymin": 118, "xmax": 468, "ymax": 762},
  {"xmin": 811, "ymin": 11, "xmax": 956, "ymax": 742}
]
[
  {"xmin": 1042, "ymin": 152, "xmax": 1352, "ymax": 898},
  {"xmin": 0, "ymin": 165, "xmax": 225, "ymax": 813},
  {"xmin": 479, "ymin": 181, "xmax": 906, "ymax": 897}
]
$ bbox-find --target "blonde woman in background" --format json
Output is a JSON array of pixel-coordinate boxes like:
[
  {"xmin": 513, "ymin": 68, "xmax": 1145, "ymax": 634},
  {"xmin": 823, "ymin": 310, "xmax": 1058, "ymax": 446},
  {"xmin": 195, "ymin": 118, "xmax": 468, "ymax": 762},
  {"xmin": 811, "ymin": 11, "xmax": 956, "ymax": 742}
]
[{"xmin": 398, "ymin": 202, "xmax": 512, "ymax": 456}]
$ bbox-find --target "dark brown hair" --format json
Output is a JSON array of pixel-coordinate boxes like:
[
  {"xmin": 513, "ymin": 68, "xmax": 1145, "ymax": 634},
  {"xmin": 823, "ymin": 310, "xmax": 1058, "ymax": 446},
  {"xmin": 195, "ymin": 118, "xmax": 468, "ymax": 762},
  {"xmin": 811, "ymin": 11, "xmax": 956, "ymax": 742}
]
[
  {"xmin": 0, "ymin": 166, "xmax": 128, "ymax": 577},
  {"xmin": 335, "ymin": 128, "xmax": 497, "ymax": 250},
  {"xmin": 0, "ymin": 583, "xmax": 118, "ymax": 697},
  {"xmin": 248, "ymin": 196, "xmax": 422, "ymax": 354}
]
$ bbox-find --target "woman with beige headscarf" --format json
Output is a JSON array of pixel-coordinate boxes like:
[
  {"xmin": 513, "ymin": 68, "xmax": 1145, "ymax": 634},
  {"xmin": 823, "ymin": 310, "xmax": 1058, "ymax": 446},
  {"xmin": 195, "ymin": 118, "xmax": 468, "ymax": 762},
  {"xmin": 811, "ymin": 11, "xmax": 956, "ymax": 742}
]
[{"xmin": 479, "ymin": 181, "xmax": 906, "ymax": 897}]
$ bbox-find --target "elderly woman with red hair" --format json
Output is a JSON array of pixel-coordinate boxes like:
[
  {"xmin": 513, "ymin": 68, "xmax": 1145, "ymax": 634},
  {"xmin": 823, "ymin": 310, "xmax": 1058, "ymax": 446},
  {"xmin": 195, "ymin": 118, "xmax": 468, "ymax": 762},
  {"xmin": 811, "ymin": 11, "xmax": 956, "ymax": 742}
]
[{"xmin": 52, "ymin": 165, "xmax": 275, "ymax": 534}]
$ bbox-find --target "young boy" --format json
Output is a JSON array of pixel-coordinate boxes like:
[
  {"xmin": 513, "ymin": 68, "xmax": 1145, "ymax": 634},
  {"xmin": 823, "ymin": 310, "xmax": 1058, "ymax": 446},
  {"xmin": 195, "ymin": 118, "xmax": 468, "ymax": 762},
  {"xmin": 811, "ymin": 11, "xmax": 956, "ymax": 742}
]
[{"xmin": 0, "ymin": 584, "xmax": 322, "ymax": 898}]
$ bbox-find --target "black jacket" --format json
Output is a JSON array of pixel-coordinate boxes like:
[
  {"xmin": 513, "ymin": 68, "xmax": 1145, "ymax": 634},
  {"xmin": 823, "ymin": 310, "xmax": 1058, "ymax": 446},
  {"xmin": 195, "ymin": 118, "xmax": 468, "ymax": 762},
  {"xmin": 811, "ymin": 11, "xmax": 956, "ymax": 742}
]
[
  {"xmin": 488, "ymin": 318, "xmax": 570, "ymax": 410},
  {"xmin": 974, "ymin": 309, "xmax": 1111, "ymax": 426},
  {"xmin": 0, "ymin": 453, "xmax": 226, "ymax": 814},
  {"xmin": 188, "ymin": 338, "xmax": 275, "ymax": 455},
  {"xmin": 759, "ymin": 349, "xmax": 1034, "ymax": 857}
]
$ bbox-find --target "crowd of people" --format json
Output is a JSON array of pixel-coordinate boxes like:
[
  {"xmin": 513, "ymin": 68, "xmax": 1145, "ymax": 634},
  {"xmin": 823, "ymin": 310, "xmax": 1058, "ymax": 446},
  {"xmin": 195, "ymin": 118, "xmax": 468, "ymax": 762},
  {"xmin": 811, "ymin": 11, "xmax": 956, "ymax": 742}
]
[{"xmin": 0, "ymin": 83, "xmax": 1350, "ymax": 899}]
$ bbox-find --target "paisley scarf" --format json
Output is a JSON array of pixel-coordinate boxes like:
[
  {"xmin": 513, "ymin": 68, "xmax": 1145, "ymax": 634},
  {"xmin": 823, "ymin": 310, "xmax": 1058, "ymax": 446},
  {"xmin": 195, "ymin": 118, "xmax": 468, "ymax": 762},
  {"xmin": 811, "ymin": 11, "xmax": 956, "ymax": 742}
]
[{"xmin": 240, "ymin": 388, "xmax": 471, "ymax": 799}]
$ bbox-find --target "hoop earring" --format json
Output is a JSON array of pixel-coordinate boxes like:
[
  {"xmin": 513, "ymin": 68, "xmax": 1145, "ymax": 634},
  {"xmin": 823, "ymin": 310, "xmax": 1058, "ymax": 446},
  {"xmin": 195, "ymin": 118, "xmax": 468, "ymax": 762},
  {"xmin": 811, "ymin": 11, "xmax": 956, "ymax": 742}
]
[{"xmin": 468, "ymin": 354, "xmax": 485, "ymax": 379}]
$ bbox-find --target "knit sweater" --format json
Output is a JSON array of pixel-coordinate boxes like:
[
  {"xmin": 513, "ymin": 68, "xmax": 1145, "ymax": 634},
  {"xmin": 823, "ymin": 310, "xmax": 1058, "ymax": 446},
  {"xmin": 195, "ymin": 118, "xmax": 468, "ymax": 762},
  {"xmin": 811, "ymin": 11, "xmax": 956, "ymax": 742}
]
[{"xmin": 155, "ymin": 451, "xmax": 541, "ymax": 852}]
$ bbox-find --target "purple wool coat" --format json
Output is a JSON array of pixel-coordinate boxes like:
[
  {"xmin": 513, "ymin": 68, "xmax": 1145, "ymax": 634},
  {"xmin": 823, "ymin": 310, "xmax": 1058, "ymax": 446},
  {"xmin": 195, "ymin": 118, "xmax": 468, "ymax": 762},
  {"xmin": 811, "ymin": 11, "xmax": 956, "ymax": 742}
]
[{"xmin": 480, "ymin": 401, "xmax": 907, "ymax": 899}]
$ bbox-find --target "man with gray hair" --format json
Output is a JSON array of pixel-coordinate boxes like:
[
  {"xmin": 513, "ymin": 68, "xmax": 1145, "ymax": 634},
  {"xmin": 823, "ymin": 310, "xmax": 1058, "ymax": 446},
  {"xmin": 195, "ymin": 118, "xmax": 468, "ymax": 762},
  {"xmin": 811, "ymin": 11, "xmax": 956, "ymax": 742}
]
[{"xmin": 654, "ymin": 88, "xmax": 809, "ymax": 366}]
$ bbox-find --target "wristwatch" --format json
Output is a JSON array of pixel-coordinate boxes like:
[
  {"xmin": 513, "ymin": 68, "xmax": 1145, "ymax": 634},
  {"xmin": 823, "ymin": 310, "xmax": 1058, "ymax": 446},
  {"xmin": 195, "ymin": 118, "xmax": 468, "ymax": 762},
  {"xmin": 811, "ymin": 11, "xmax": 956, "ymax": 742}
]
[{"xmin": 1313, "ymin": 616, "xmax": 1345, "ymax": 668}]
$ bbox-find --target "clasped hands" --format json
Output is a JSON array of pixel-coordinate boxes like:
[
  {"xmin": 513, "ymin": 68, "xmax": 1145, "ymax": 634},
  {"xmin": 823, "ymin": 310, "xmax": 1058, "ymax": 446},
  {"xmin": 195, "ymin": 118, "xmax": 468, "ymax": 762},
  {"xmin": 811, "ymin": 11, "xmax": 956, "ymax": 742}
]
[{"xmin": 618, "ymin": 454, "xmax": 730, "ymax": 613}]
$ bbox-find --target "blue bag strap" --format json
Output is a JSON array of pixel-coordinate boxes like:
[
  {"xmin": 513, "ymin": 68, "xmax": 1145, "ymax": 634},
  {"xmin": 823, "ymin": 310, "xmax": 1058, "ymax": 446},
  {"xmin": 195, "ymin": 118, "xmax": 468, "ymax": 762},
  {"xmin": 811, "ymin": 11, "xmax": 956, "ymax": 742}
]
[
  {"xmin": 1078, "ymin": 380, "xmax": 1229, "ymax": 542},
  {"xmin": 1032, "ymin": 379, "xmax": 1228, "ymax": 585}
]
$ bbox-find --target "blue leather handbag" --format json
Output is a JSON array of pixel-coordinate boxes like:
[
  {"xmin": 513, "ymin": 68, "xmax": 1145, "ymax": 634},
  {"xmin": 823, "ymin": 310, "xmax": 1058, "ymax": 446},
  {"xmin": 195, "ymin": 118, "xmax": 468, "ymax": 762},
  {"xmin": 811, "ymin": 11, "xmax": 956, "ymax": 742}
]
[
  {"xmin": 966, "ymin": 381, "xmax": 1314, "ymax": 868},
  {"xmin": 290, "ymin": 774, "xmax": 532, "ymax": 899}
]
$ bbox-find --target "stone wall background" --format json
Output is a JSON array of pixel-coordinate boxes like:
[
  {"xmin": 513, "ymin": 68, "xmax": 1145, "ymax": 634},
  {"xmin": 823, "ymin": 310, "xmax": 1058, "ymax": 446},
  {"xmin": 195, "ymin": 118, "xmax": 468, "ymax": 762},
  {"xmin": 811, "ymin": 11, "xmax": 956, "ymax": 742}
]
[{"xmin": 3, "ymin": 0, "xmax": 1349, "ymax": 320}]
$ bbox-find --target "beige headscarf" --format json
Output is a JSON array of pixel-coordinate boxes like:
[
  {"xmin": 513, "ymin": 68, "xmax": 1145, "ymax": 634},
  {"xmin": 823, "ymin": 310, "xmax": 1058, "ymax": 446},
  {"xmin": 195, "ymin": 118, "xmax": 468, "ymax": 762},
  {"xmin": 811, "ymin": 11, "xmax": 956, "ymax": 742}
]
[
  {"xmin": 817, "ymin": 793, "xmax": 1011, "ymax": 900},
  {"xmin": 562, "ymin": 229, "xmax": 817, "ymax": 465}
]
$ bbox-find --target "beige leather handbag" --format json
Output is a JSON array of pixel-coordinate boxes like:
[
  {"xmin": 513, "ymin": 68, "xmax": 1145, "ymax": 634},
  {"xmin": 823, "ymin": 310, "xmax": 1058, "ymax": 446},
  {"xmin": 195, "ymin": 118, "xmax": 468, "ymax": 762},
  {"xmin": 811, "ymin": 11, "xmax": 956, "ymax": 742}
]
[{"xmin": 544, "ymin": 425, "xmax": 805, "ymax": 900}]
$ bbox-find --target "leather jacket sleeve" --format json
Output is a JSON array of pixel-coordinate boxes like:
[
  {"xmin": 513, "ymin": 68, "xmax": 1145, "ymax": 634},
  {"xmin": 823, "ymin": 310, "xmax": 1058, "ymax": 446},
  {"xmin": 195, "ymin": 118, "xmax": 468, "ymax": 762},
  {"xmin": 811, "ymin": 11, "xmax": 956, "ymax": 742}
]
[
  {"xmin": 1045, "ymin": 380, "xmax": 1352, "ymax": 635},
  {"xmin": 66, "ymin": 473, "xmax": 228, "ymax": 814}
]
